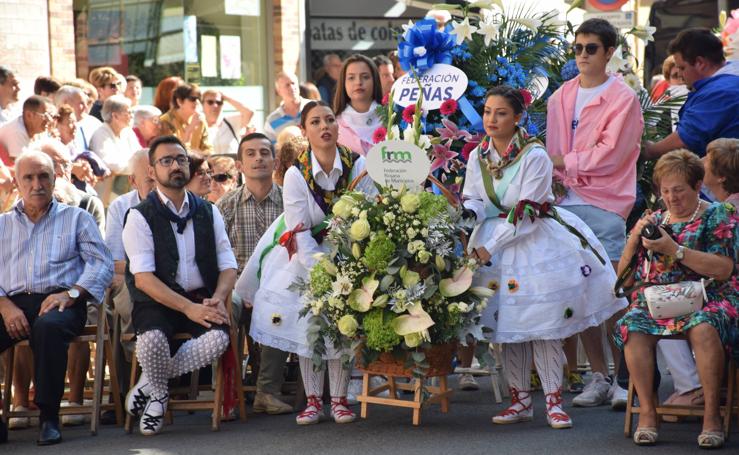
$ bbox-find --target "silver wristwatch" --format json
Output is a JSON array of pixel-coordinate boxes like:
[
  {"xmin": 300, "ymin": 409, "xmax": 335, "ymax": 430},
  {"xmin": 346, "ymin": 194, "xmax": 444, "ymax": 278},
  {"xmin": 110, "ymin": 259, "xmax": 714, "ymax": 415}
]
[
  {"xmin": 674, "ymin": 245, "xmax": 685, "ymax": 261},
  {"xmin": 67, "ymin": 288, "xmax": 80, "ymax": 300}
]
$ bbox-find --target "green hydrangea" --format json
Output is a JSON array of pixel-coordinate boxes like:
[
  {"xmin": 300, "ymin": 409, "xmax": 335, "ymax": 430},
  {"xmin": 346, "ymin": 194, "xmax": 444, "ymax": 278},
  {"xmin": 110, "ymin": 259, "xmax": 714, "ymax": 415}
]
[
  {"xmin": 418, "ymin": 192, "xmax": 449, "ymax": 224},
  {"xmin": 362, "ymin": 232, "xmax": 396, "ymax": 272},
  {"xmin": 363, "ymin": 308, "xmax": 401, "ymax": 352},
  {"xmin": 310, "ymin": 264, "xmax": 332, "ymax": 296}
]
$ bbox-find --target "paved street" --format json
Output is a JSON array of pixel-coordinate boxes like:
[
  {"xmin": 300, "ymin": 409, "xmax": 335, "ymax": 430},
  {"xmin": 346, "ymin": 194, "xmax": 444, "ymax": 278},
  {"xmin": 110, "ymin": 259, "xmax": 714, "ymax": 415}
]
[{"xmin": 4, "ymin": 373, "xmax": 736, "ymax": 454}]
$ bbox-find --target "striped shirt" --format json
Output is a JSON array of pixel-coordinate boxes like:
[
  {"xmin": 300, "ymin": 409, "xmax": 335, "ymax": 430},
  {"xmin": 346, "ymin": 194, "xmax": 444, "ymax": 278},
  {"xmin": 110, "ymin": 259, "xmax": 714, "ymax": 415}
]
[
  {"xmin": 0, "ymin": 199, "xmax": 113, "ymax": 303},
  {"xmin": 216, "ymin": 184, "xmax": 283, "ymax": 274},
  {"xmin": 105, "ymin": 189, "xmax": 141, "ymax": 261}
]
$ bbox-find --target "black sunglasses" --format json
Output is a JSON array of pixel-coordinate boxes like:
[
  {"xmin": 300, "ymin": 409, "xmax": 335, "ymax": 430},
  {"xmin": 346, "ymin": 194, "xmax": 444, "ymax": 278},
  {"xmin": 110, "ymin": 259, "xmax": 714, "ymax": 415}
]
[
  {"xmin": 187, "ymin": 95, "xmax": 201, "ymax": 102},
  {"xmin": 205, "ymin": 100, "xmax": 224, "ymax": 106},
  {"xmin": 212, "ymin": 173, "xmax": 232, "ymax": 183},
  {"xmin": 574, "ymin": 43, "xmax": 602, "ymax": 56}
]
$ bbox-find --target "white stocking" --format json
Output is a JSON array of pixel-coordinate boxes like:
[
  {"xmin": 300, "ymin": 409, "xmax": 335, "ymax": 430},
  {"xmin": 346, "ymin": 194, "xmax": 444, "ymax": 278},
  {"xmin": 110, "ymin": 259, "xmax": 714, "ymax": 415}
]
[
  {"xmin": 299, "ymin": 356, "xmax": 325, "ymax": 398},
  {"xmin": 503, "ymin": 342, "xmax": 532, "ymax": 392},
  {"xmin": 136, "ymin": 330, "xmax": 172, "ymax": 398},
  {"xmin": 327, "ymin": 359, "xmax": 350, "ymax": 398},
  {"xmin": 531, "ymin": 339, "xmax": 564, "ymax": 394},
  {"xmin": 170, "ymin": 330, "xmax": 230, "ymax": 378}
]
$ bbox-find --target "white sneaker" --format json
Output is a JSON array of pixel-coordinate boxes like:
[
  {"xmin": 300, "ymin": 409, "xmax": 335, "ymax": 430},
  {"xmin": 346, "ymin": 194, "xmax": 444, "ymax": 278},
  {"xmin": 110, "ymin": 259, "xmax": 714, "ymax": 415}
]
[
  {"xmin": 572, "ymin": 372, "xmax": 611, "ymax": 407},
  {"xmin": 8, "ymin": 406, "xmax": 31, "ymax": 430},
  {"xmin": 346, "ymin": 378, "xmax": 362, "ymax": 405},
  {"xmin": 459, "ymin": 373, "xmax": 480, "ymax": 391},
  {"xmin": 610, "ymin": 382, "xmax": 628, "ymax": 411},
  {"xmin": 139, "ymin": 393, "xmax": 168, "ymax": 436},
  {"xmin": 60, "ymin": 401, "xmax": 86, "ymax": 426},
  {"xmin": 126, "ymin": 372, "xmax": 152, "ymax": 417}
]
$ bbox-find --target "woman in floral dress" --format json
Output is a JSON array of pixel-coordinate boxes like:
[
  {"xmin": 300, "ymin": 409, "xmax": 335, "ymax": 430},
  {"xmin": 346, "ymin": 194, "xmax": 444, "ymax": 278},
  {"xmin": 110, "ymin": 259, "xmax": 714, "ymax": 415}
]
[{"xmin": 615, "ymin": 149, "xmax": 738, "ymax": 448}]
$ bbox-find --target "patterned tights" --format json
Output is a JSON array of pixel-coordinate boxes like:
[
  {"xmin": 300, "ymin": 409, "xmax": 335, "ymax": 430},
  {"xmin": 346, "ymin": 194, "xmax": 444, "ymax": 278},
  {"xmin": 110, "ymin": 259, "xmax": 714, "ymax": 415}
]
[
  {"xmin": 136, "ymin": 329, "xmax": 230, "ymax": 398},
  {"xmin": 298, "ymin": 356, "xmax": 350, "ymax": 398},
  {"xmin": 503, "ymin": 340, "xmax": 564, "ymax": 395}
]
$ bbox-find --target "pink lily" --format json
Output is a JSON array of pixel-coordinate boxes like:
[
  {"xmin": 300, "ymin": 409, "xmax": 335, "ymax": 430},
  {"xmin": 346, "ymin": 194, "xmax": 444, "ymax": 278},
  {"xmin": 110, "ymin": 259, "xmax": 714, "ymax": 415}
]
[
  {"xmin": 436, "ymin": 118, "xmax": 472, "ymax": 142},
  {"xmin": 430, "ymin": 142, "xmax": 458, "ymax": 172}
]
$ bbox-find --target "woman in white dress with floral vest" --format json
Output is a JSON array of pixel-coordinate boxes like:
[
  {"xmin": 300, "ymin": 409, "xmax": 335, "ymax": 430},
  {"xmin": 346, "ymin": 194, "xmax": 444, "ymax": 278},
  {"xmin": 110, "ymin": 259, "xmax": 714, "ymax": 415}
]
[
  {"xmin": 463, "ymin": 86, "xmax": 626, "ymax": 429},
  {"xmin": 236, "ymin": 101, "xmax": 375, "ymax": 425}
]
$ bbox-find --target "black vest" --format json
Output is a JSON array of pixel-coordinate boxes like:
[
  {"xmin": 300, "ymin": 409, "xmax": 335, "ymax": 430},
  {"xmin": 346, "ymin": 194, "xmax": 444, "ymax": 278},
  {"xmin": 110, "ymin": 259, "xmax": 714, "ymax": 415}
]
[{"xmin": 125, "ymin": 195, "xmax": 219, "ymax": 305}]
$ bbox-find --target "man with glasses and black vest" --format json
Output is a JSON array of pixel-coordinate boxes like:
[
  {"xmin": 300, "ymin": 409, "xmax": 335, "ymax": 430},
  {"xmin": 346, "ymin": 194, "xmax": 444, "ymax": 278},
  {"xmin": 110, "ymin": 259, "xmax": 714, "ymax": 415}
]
[
  {"xmin": 122, "ymin": 135, "xmax": 237, "ymax": 436},
  {"xmin": 546, "ymin": 18, "xmax": 643, "ymax": 409}
]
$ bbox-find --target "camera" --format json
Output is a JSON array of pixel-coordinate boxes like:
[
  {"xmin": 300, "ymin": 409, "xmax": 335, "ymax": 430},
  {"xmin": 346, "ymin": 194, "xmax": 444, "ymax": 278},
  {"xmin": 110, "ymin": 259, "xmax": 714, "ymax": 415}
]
[{"xmin": 641, "ymin": 223, "xmax": 672, "ymax": 240}]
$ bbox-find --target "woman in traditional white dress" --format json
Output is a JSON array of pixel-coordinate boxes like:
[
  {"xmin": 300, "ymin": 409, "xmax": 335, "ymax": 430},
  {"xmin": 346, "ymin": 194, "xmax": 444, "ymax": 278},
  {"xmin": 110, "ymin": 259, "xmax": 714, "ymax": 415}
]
[
  {"xmin": 463, "ymin": 86, "xmax": 627, "ymax": 429},
  {"xmin": 333, "ymin": 54, "xmax": 383, "ymax": 156},
  {"xmin": 236, "ymin": 100, "xmax": 374, "ymax": 425}
]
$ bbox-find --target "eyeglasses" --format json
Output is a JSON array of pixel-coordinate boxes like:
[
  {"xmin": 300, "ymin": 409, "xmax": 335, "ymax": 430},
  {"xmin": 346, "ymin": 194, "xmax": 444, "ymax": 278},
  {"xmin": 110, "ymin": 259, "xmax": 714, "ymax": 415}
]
[
  {"xmin": 194, "ymin": 169, "xmax": 213, "ymax": 178},
  {"xmin": 156, "ymin": 155, "xmax": 190, "ymax": 167},
  {"xmin": 669, "ymin": 72, "xmax": 681, "ymax": 79},
  {"xmin": 106, "ymin": 83, "xmax": 121, "ymax": 90},
  {"xmin": 187, "ymin": 96, "xmax": 201, "ymax": 102},
  {"xmin": 574, "ymin": 43, "xmax": 602, "ymax": 56},
  {"xmin": 205, "ymin": 100, "xmax": 224, "ymax": 106},
  {"xmin": 212, "ymin": 173, "xmax": 232, "ymax": 183}
]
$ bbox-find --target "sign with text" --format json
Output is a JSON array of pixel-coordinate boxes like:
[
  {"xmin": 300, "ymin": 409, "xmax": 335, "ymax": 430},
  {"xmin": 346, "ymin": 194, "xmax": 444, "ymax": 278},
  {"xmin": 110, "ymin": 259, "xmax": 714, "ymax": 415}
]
[
  {"xmin": 391, "ymin": 64, "xmax": 468, "ymax": 111},
  {"xmin": 583, "ymin": 11, "xmax": 635, "ymax": 29},
  {"xmin": 366, "ymin": 140, "xmax": 430, "ymax": 188},
  {"xmin": 310, "ymin": 18, "xmax": 407, "ymax": 51}
]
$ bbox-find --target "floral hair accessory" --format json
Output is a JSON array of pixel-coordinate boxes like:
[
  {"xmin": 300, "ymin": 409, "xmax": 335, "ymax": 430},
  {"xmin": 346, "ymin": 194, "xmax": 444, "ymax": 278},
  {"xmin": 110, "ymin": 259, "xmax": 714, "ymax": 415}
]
[{"xmin": 519, "ymin": 89, "xmax": 532, "ymax": 108}]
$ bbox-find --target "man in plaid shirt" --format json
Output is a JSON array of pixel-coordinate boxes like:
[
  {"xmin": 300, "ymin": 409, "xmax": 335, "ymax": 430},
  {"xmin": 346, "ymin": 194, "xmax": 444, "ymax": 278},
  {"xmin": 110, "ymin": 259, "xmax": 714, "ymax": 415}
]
[{"xmin": 216, "ymin": 132, "xmax": 292, "ymax": 415}]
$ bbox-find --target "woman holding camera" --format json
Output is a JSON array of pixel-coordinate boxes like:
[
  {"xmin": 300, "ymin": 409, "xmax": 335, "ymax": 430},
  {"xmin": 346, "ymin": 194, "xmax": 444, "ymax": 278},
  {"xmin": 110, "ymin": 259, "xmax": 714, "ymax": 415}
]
[{"xmin": 615, "ymin": 150, "xmax": 738, "ymax": 448}]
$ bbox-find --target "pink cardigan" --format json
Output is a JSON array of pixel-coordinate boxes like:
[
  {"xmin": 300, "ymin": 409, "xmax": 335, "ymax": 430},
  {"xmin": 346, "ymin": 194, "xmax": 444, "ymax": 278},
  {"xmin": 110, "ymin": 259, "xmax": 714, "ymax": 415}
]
[{"xmin": 546, "ymin": 76, "xmax": 644, "ymax": 219}]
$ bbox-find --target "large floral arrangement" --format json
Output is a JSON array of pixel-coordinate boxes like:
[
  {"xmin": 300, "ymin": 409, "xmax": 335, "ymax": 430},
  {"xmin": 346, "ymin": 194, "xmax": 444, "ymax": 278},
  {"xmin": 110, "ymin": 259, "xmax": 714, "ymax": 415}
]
[
  {"xmin": 374, "ymin": 1, "xmax": 572, "ymax": 193},
  {"xmin": 292, "ymin": 184, "xmax": 492, "ymax": 373}
]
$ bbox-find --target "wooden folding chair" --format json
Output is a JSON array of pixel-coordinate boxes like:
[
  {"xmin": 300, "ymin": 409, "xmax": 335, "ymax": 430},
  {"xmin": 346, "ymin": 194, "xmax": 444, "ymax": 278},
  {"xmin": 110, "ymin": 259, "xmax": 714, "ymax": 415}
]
[{"xmin": 1, "ymin": 290, "xmax": 123, "ymax": 435}]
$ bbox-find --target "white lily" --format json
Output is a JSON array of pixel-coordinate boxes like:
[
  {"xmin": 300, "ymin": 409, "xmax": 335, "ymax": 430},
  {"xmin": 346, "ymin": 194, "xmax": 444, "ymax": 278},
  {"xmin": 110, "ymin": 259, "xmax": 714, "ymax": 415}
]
[
  {"xmin": 450, "ymin": 17, "xmax": 478, "ymax": 45},
  {"xmin": 607, "ymin": 45, "xmax": 630, "ymax": 74},
  {"xmin": 631, "ymin": 24, "xmax": 656, "ymax": 43},
  {"xmin": 623, "ymin": 73, "xmax": 642, "ymax": 93},
  {"xmin": 467, "ymin": 0, "xmax": 503, "ymax": 10},
  {"xmin": 512, "ymin": 17, "xmax": 542, "ymax": 32},
  {"xmin": 476, "ymin": 19, "xmax": 500, "ymax": 47}
]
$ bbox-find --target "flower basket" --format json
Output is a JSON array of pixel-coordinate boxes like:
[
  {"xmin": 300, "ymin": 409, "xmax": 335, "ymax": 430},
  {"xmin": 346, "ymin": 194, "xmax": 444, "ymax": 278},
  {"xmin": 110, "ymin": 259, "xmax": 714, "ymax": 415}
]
[{"xmin": 356, "ymin": 342, "xmax": 456, "ymax": 378}]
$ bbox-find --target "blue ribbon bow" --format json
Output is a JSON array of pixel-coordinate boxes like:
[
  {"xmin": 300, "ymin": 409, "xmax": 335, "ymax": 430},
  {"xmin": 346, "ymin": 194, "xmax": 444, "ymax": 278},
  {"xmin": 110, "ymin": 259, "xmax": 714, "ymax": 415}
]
[{"xmin": 398, "ymin": 19, "xmax": 456, "ymax": 73}]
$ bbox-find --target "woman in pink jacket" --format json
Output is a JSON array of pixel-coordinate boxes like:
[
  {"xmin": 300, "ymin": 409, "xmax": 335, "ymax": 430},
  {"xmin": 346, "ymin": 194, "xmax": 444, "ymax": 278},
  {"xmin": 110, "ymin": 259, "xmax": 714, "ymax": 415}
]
[{"xmin": 333, "ymin": 54, "xmax": 383, "ymax": 156}]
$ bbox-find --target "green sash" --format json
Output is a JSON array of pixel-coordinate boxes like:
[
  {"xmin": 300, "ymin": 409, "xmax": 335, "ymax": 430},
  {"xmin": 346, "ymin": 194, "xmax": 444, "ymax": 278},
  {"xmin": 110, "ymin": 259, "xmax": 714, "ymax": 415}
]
[{"xmin": 478, "ymin": 143, "xmax": 537, "ymax": 218}]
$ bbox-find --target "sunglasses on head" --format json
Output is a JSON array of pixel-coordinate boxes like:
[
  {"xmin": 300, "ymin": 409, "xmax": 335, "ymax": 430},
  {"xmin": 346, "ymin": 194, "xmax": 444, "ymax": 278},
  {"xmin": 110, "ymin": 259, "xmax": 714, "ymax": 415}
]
[
  {"xmin": 574, "ymin": 43, "xmax": 602, "ymax": 56},
  {"xmin": 205, "ymin": 100, "xmax": 224, "ymax": 106},
  {"xmin": 212, "ymin": 173, "xmax": 232, "ymax": 183}
]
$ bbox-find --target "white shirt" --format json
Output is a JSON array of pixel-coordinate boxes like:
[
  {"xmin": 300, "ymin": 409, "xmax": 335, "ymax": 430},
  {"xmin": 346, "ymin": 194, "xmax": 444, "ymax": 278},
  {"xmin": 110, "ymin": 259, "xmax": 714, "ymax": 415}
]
[
  {"xmin": 105, "ymin": 189, "xmax": 141, "ymax": 261},
  {"xmin": 0, "ymin": 104, "xmax": 19, "ymax": 127},
  {"xmin": 122, "ymin": 188, "xmax": 237, "ymax": 292},
  {"xmin": 208, "ymin": 114, "xmax": 242, "ymax": 155},
  {"xmin": 76, "ymin": 114, "xmax": 102, "ymax": 152},
  {"xmin": 89, "ymin": 123, "xmax": 140, "ymax": 174},
  {"xmin": 282, "ymin": 150, "xmax": 372, "ymax": 270},
  {"xmin": 0, "ymin": 116, "xmax": 31, "ymax": 158},
  {"xmin": 562, "ymin": 76, "xmax": 615, "ymax": 207}
]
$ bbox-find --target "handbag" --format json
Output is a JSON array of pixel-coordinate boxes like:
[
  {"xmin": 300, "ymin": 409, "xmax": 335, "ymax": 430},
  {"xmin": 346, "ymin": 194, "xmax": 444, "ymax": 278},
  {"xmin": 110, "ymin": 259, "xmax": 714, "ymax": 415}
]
[{"xmin": 643, "ymin": 279, "xmax": 710, "ymax": 319}]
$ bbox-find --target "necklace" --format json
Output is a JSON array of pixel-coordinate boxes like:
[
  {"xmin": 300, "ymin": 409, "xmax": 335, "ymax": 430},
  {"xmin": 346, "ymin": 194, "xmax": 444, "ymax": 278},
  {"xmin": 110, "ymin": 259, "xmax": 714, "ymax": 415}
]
[{"xmin": 664, "ymin": 200, "xmax": 703, "ymax": 224}]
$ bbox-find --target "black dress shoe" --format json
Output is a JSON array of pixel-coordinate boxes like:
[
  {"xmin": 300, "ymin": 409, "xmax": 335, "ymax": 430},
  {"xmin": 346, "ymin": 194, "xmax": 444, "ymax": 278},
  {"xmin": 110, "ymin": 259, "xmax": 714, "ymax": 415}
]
[
  {"xmin": 1, "ymin": 419, "xmax": 8, "ymax": 443},
  {"xmin": 37, "ymin": 420, "xmax": 62, "ymax": 446}
]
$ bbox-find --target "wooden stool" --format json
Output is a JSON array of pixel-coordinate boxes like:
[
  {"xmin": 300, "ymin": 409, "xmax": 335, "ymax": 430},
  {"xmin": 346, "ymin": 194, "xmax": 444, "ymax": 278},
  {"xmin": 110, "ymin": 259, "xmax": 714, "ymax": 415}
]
[
  {"xmin": 1, "ymin": 293, "xmax": 123, "ymax": 435},
  {"xmin": 123, "ymin": 317, "xmax": 246, "ymax": 433},
  {"xmin": 624, "ymin": 358, "xmax": 739, "ymax": 439},
  {"xmin": 358, "ymin": 373, "xmax": 452, "ymax": 426}
]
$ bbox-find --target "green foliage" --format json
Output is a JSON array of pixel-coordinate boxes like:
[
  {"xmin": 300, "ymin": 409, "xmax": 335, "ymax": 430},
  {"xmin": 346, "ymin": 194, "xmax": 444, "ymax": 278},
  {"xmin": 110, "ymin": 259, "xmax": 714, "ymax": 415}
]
[
  {"xmin": 309, "ymin": 264, "xmax": 332, "ymax": 296},
  {"xmin": 362, "ymin": 232, "xmax": 396, "ymax": 273},
  {"xmin": 363, "ymin": 308, "xmax": 402, "ymax": 352},
  {"xmin": 417, "ymin": 192, "xmax": 450, "ymax": 224}
]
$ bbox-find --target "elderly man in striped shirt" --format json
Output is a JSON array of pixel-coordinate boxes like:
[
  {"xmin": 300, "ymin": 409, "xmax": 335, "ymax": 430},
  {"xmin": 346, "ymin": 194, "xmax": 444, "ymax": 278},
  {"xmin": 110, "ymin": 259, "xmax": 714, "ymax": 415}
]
[{"xmin": 0, "ymin": 151, "xmax": 113, "ymax": 446}]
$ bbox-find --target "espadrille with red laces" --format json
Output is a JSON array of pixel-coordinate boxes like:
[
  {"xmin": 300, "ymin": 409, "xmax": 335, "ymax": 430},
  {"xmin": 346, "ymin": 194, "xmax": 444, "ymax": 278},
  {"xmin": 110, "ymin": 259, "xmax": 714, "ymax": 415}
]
[
  {"xmin": 492, "ymin": 388, "xmax": 533, "ymax": 425},
  {"xmin": 296, "ymin": 395, "xmax": 323, "ymax": 425},
  {"xmin": 545, "ymin": 390, "xmax": 572, "ymax": 429},
  {"xmin": 330, "ymin": 397, "xmax": 356, "ymax": 424}
]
